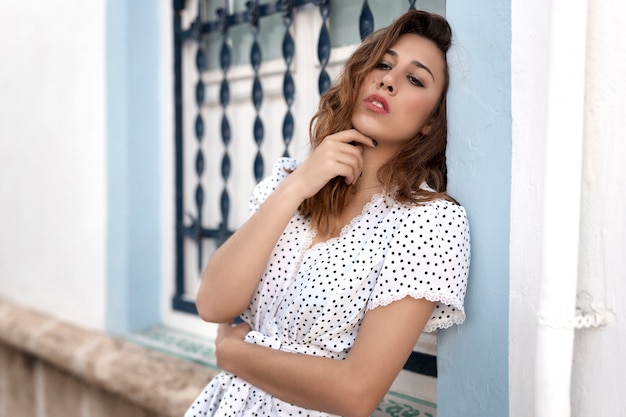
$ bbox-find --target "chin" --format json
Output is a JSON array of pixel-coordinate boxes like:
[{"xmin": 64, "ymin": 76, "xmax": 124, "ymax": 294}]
[{"xmin": 351, "ymin": 118, "xmax": 379, "ymax": 139}]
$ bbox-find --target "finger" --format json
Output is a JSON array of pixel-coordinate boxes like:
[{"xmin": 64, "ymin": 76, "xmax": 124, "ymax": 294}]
[
  {"xmin": 329, "ymin": 129, "xmax": 377, "ymax": 148},
  {"xmin": 338, "ymin": 165, "xmax": 357, "ymax": 185},
  {"xmin": 334, "ymin": 152, "xmax": 363, "ymax": 184},
  {"xmin": 235, "ymin": 321, "xmax": 250, "ymax": 330},
  {"xmin": 332, "ymin": 160, "xmax": 360, "ymax": 185}
]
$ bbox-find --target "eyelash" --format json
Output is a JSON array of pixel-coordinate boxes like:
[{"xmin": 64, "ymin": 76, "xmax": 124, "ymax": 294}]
[
  {"xmin": 375, "ymin": 62, "xmax": 425, "ymax": 88},
  {"xmin": 407, "ymin": 75, "xmax": 424, "ymax": 88}
]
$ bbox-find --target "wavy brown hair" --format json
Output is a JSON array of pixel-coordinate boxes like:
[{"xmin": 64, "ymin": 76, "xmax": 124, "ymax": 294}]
[{"xmin": 300, "ymin": 10, "xmax": 455, "ymax": 235}]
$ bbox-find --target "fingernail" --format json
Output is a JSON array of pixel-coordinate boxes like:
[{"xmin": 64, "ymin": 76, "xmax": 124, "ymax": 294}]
[{"xmin": 372, "ymin": 139, "xmax": 378, "ymax": 147}]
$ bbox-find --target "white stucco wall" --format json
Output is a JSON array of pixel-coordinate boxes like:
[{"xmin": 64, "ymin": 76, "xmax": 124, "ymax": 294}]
[
  {"xmin": 572, "ymin": 0, "xmax": 626, "ymax": 415},
  {"xmin": 511, "ymin": 0, "xmax": 626, "ymax": 415},
  {"xmin": 510, "ymin": 0, "xmax": 550, "ymax": 412},
  {"xmin": 0, "ymin": 1, "xmax": 107, "ymax": 329}
]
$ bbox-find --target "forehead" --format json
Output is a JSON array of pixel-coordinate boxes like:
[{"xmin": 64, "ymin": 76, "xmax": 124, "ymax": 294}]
[{"xmin": 386, "ymin": 34, "xmax": 446, "ymax": 77}]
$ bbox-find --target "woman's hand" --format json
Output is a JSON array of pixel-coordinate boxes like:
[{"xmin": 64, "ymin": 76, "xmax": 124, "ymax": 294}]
[
  {"xmin": 196, "ymin": 129, "xmax": 375, "ymax": 324},
  {"xmin": 211, "ymin": 297, "xmax": 436, "ymax": 417},
  {"xmin": 285, "ymin": 129, "xmax": 377, "ymax": 200},
  {"xmin": 215, "ymin": 320, "xmax": 252, "ymax": 370}
]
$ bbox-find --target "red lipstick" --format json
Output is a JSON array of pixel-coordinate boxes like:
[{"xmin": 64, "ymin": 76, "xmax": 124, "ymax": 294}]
[{"xmin": 364, "ymin": 94, "xmax": 389, "ymax": 114}]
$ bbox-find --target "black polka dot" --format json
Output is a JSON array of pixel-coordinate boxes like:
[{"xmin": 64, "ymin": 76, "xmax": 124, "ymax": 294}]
[{"xmin": 184, "ymin": 158, "xmax": 470, "ymax": 416}]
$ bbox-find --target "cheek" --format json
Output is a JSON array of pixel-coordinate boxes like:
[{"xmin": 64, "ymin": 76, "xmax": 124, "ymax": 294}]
[
  {"xmin": 413, "ymin": 95, "xmax": 439, "ymax": 121},
  {"xmin": 399, "ymin": 97, "xmax": 439, "ymax": 135},
  {"xmin": 357, "ymin": 77, "xmax": 372, "ymax": 98}
]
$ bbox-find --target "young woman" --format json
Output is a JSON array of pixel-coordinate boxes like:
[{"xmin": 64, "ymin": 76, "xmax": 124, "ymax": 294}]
[{"xmin": 185, "ymin": 10, "xmax": 470, "ymax": 417}]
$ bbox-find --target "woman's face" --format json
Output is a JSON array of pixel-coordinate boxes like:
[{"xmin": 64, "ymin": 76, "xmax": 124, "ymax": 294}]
[{"xmin": 351, "ymin": 34, "xmax": 446, "ymax": 151}]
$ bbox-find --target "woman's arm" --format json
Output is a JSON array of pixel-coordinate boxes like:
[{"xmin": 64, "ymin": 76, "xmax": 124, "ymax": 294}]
[
  {"xmin": 195, "ymin": 177, "xmax": 304, "ymax": 323},
  {"xmin": 195, "ymin": 130, "xmax": 376, "ymax": 323},
  {"xmin": 216, "ymin": 296, "xmax": 436, "ymax": 417}
]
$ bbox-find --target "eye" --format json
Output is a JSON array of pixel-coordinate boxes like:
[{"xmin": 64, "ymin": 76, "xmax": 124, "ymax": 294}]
[
  {"xmin": 407, "ymin": 75, "xmax": 425, "ymax": 87},
  {"xmin": 375, "ymin": 62, "xmax": 392, "ymax": 71}
]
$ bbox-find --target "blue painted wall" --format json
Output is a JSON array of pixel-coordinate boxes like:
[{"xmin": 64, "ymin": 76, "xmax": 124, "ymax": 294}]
[
  {"xmin": 106, "ymin": 0, "xmax": 162, "ymax": 334},
  {"xmin": 438, "ymin": 1, "xmax": 511, "ymax": 416}
]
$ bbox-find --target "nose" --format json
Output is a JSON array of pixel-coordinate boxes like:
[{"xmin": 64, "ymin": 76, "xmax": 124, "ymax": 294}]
[{"xmin": 378, "ymin": 74, "xmax": 395, "ymax": 94}]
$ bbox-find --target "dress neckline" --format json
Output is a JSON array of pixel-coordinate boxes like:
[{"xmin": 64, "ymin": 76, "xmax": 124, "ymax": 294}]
[{"xmin": 304, "ymin": 191, "xmax": 386, "ymax": 253}]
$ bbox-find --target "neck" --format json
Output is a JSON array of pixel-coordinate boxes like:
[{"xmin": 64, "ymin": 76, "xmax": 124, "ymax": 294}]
[
  {"xmin": 356, "ymin": 183, "xmax": 383, "ymax": 192},
  {"xmin": 356, "ymin": 145, "xmax": 391, "ymax": 190}
]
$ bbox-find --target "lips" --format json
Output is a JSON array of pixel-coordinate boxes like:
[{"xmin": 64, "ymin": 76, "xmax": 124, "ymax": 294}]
[{"xmin": 364, "ymin": 94, "xmax": 389, "ymax": 114}]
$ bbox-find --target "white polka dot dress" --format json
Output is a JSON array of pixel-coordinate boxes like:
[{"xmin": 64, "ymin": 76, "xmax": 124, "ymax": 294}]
[{"xmin": 185, "ymin": 158, "xmax": 470, "ymax": 417}]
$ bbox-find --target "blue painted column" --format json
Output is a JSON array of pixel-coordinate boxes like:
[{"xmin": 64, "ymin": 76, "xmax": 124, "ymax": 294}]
[
  {"xmin": 105, "ymin": 0, "xmax": 161, "ymax": 334},
  {"xmin": 439, "ymin": 1, "xmax": 511, "ymax": 416}
]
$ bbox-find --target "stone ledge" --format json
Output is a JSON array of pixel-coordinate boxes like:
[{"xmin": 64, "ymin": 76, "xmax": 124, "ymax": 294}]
[{"xmin": 0, "ymin": 296, "xmax": 217, "ymax": 417}]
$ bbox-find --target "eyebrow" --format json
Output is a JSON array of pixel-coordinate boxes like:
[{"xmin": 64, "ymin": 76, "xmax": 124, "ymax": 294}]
[{"xmin": 385, "ymin": 49, "xmax": 436, "ymax": 81}]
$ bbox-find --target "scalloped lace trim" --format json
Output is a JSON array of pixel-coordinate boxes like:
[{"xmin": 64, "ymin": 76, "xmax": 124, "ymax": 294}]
[
  {"xmin": 340, "ymin": 191, "xmax": 385, "ymax": 235},
  {"xmin": 367, "ymin": 291, "xmax": 466, "ymax": 333},
  {"xmin": 306, "ymin": 191, "xmax": 386, "ymax": 253}
]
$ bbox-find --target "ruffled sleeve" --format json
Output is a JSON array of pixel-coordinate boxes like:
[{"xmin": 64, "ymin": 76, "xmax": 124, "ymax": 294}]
[
  {"xmin": 248, "ymin": 157, "xmax": 301, "ymax": 216},
  {"xmin": 366, "ymin": 200, "xmax": 471, "ymax": 332}
]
